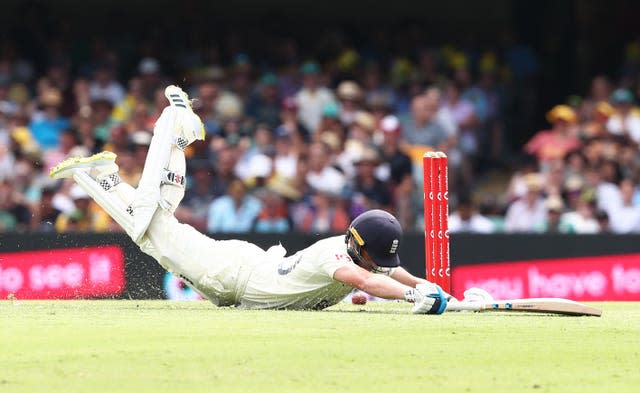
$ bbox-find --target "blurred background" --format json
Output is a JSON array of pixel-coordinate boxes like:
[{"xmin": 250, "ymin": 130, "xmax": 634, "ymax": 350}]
[{"xmin": 2, "ymin": 0, "xmax": 640, "ymax": 236}]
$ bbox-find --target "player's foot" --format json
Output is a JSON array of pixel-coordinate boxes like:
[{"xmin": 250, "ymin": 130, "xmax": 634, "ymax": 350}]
[
  {"xmin": 164, "ymin": 85, "xmax": 205, "ymax": 149},
  {"xmin": 50, "ymin": 151, "xmax": 117, "ymax": 180}
]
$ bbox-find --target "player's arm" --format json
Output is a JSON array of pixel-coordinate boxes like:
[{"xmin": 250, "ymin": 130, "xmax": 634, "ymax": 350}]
[
  {"xmin": 334, "ymin": 264, "xmax": 411, "ymax": 300},
  {"xmin": 333, "ymin": 265, "xmax": 447, "ymax": 314}
]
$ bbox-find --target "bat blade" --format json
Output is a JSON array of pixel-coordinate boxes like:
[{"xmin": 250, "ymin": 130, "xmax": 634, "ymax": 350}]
[{"xmin": 481, "ymin": 298, "xmax": 602, "ymax": 317}]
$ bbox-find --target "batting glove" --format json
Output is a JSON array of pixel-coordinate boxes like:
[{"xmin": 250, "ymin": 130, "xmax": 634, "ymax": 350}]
[
  {"xmin": 404, "ymin": 283, "xmax": 448, "ymax": 315},
  {"xmin": 462, "ymin": 287, "xmax": 494, "ymax": 303}
]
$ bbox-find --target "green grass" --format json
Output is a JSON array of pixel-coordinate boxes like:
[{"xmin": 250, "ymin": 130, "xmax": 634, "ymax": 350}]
[{"xmin": 0, "ymin": 301, "xmax": 638, "ymax": 393}]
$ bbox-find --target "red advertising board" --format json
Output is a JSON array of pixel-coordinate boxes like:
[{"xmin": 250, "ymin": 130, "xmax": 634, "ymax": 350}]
[
  {"xmin": 0, "ymin": 246, "xmax": 125, "ymax": 299},
  {"xmin": 452, "ymin": 254, "xmax": 640, "ymax": 301}
]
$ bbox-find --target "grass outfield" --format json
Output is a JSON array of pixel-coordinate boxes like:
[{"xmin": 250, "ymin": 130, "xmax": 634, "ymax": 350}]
[{"xmin": 0, "ymin": 301, "xmax": 638, "ymax": 393}]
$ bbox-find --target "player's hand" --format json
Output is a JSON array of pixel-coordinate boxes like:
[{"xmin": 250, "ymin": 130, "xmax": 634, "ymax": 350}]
[
  {"xmin": 463, "ymin": 287, "xmax": 494, "ymax": 303},
  {"xmin": 405, "ymin": 283, "xmax": 448, "ymax": 314}
]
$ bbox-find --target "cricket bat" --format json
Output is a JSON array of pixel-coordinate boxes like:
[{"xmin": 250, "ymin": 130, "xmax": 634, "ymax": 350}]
[{"xmin": 447, "ymin": 297, "xmax": 602, "ymax": 317}]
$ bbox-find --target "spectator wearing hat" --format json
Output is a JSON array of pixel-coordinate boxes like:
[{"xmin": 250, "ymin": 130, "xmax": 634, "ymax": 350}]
[
  {"xmin": 207, "ymin": 177, "xmax": 262, "ymax": 233},
  {"xmin": 28, "ymin": 88, "xmax": 71, "ymax": 150},
  {"xmin": 524, "ymin": 104, "xmax": 581, "ymax": 170},
  {"xmin": 376, "ymin": 115, "xmax": 412, "ymax": 186},
  {"xmin": 245, "ymin": 73, "xmax": 281, "ymax": 129},
  {"xmin": 336, "ymin": 80, "xmax": 363, "ymax": 127},
  {"xmin": 581, "ymin": 101, "xmax": 614, "ymax": 138},
  {"xmin": 54, "ymin": 184, "xmax": 112, "ymax": 232},
  {"xmin": 580, "ymin": 75, "xmax": 613, "ymax": 120},
  {"xmin": 606, "ymin": 88, "xmax": 640, "ymax": 144},
  {"xmin": 561, "ymin": 189, "xmax": 600, "ymax": 234},
  {"xmin": 253, "ymin": 176, "xmax": 299, "ymax": 233},
  {"xmin": 272, "ymin": 125, "xmax": 298, "ymax": 180},
  {"xmin": 349, "ymin": 147, "xmax": 392, "ymax": 217},
  {"xmin": 504, "ymin": 173, "xmax": 547, "ymax": 232},
  {"xmin": 295, "ymin": 61, "xmax": 336, "ymax": 133},
  {"xmin": 534, "ymin": 196, "xmax": 575, "ymax": 234},
  {"xmin": 315, "ymin": 101, "xmax": 343, "ymax": 137}
]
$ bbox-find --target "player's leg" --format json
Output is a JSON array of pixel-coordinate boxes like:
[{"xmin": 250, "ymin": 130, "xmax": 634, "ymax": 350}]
[
  {"xmin": 50, "ymin": 151, "xmax": 136, "ymax": 236},
  {"xmin": 130, "ymin": 85, "xmax": 205, "ymax": 242}
]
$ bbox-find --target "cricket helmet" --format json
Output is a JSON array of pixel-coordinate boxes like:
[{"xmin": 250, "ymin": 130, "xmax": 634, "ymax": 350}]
[{"xmin": 345, "ymin": 209, "xmax": 403, "ymax": 268}]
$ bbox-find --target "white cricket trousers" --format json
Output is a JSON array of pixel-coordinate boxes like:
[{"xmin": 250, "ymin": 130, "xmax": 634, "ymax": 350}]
[{"xmin": 136, "ymin": 208, "xmax": 265, "ymax": 306}]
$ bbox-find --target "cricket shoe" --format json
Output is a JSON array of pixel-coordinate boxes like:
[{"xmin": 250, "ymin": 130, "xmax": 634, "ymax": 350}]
[
  {"xmin": 164, "ymin": 85, "xmax": 205, "ymax": 150},
  {"xmin": 50, "ymin": 151, "xmax": 121, "ymax": 192}
]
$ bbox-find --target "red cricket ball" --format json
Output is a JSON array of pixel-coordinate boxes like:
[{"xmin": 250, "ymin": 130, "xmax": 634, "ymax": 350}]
[{"xmin": 351, "ymin": 293, "xmax": 368, "ymax": 305}]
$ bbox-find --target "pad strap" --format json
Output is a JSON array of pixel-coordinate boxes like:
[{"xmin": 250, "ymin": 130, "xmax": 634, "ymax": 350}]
[
  {"xmin": 162, "ymin": 169, "xmax": 186, "ymax": 187},
  {"xmin": 98, "ymin": 173, "xmax": 122, "ymax": 192}
]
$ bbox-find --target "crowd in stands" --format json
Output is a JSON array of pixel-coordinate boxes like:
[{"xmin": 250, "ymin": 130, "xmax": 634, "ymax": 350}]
[{"xmin": 2, "ymin": 30, "xmax": 640, "ymax": 235}]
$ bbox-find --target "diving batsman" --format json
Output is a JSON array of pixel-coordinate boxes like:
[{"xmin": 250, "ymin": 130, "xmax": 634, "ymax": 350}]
[{"xmin": 51, "ymin": 86, "xmax": 485, "ymax": 313}]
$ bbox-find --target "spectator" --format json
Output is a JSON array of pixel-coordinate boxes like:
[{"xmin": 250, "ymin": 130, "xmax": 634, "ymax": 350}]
[
  {"xmin": 561, "ymin": 190, "xmax": 600, "ymax": 233},
  {"xmin": 306, "ymin": 141, "xmax": 346, "ymax": 196},
  {"xmin": 245, "ymin": 73, "xmax": 281, "ymax": 128},
  {"xmin": 112, "ymin": 77, "xmax": 146, "ymax": 124},
  {"xmin": 278, "ymin": 96, "xmax": 311, "ymax": 155},
  {"xmin": 54, "ymin": 184, "xmax": 112, "ymax": 232},
  {"xmin": 606, "ymin": 88, "xmax": 640, "ymax": 144},
  {"xmin": 534, "ymin": 196, "xmax": 575, "ymax": 234},
  {"xmin": 29, "ymin": 88, "xmax": 71, "ymax": 150},
  {"xmin": 207, "ymin": 178, "xmax": 262, "ymax": 233},
  {"xmin": 376, "ymin": 115, "xmax": 413, "ymax": 185},
  {"xmin": 504, "ymin": 174, "xmax": 547, "ymax": 232},
  {"xmin": 295, "ymin": 61, "xmax": 336, "ymax": 133},
  {"xmin": 90, "ymin": 98, "xmax": 116, "ymax": 144},
  {"xmin": 31, "ymin": 185, "xmax": 62, "ymax": 232},
  {"xmin": 448, "ymin": 194, "xmax": 495, "ymax": 234},
  {"xmin": 272, "ymin": 126, "xmax": 298, "ymax": 180},
  {"xmin": 350, "ymin": 147, "xmax": 392, "ymax": 216},
  {"xmin": 0, "ymin": 180, "xmax": 31, "ymax": 232},
  {"xmin": 336, "ymin": 80, "xmax": 363, "ymax": 127},
  {"xmin": 89, "ymin": 64, "xmax": 125, "ymax": 106},
  {"xmin": 401, "ymin": 94, "xmax": 450, "ymax": 149},
  {"xmin": 595, "ymin": 209, "xmax": 612, "ymax": 233},
  {"xmin": 524, "ymin": 105, "xmax": 581, "ymax": 170},
  {"xmin": 297, "ymin": 189, "xmax": 350, "ymax": 233},
  {"xmin": 608, "ymin": 178, "xmax": 640, "ymax": 233},
  {"xmin": 441, "ymin": 82, "xmax": 477, "ymax": 155},
  {"xmin": 253, "ymin": 178, "xmax": 296, "ymax": 233}
]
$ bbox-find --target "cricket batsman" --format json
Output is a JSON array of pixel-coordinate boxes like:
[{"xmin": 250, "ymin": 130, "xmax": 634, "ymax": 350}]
[{"xmin": 51, "ymin": 86, "xmax": 479, "ymax": 314}]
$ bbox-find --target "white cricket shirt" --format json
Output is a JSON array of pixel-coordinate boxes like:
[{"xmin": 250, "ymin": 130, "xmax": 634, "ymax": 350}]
[{"xmin": 240, "ymin": 236, "xmax": 355, "ymax": 310}]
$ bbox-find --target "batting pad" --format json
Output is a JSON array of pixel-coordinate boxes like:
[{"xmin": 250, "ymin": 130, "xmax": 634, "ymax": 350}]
[
  {"xmin": 72, "ymin": 170, "xmax": 135, "ymax": 236},
  {"xmin": 131, "ymin": 107, "xmax": 178, "ymax": 242}
]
